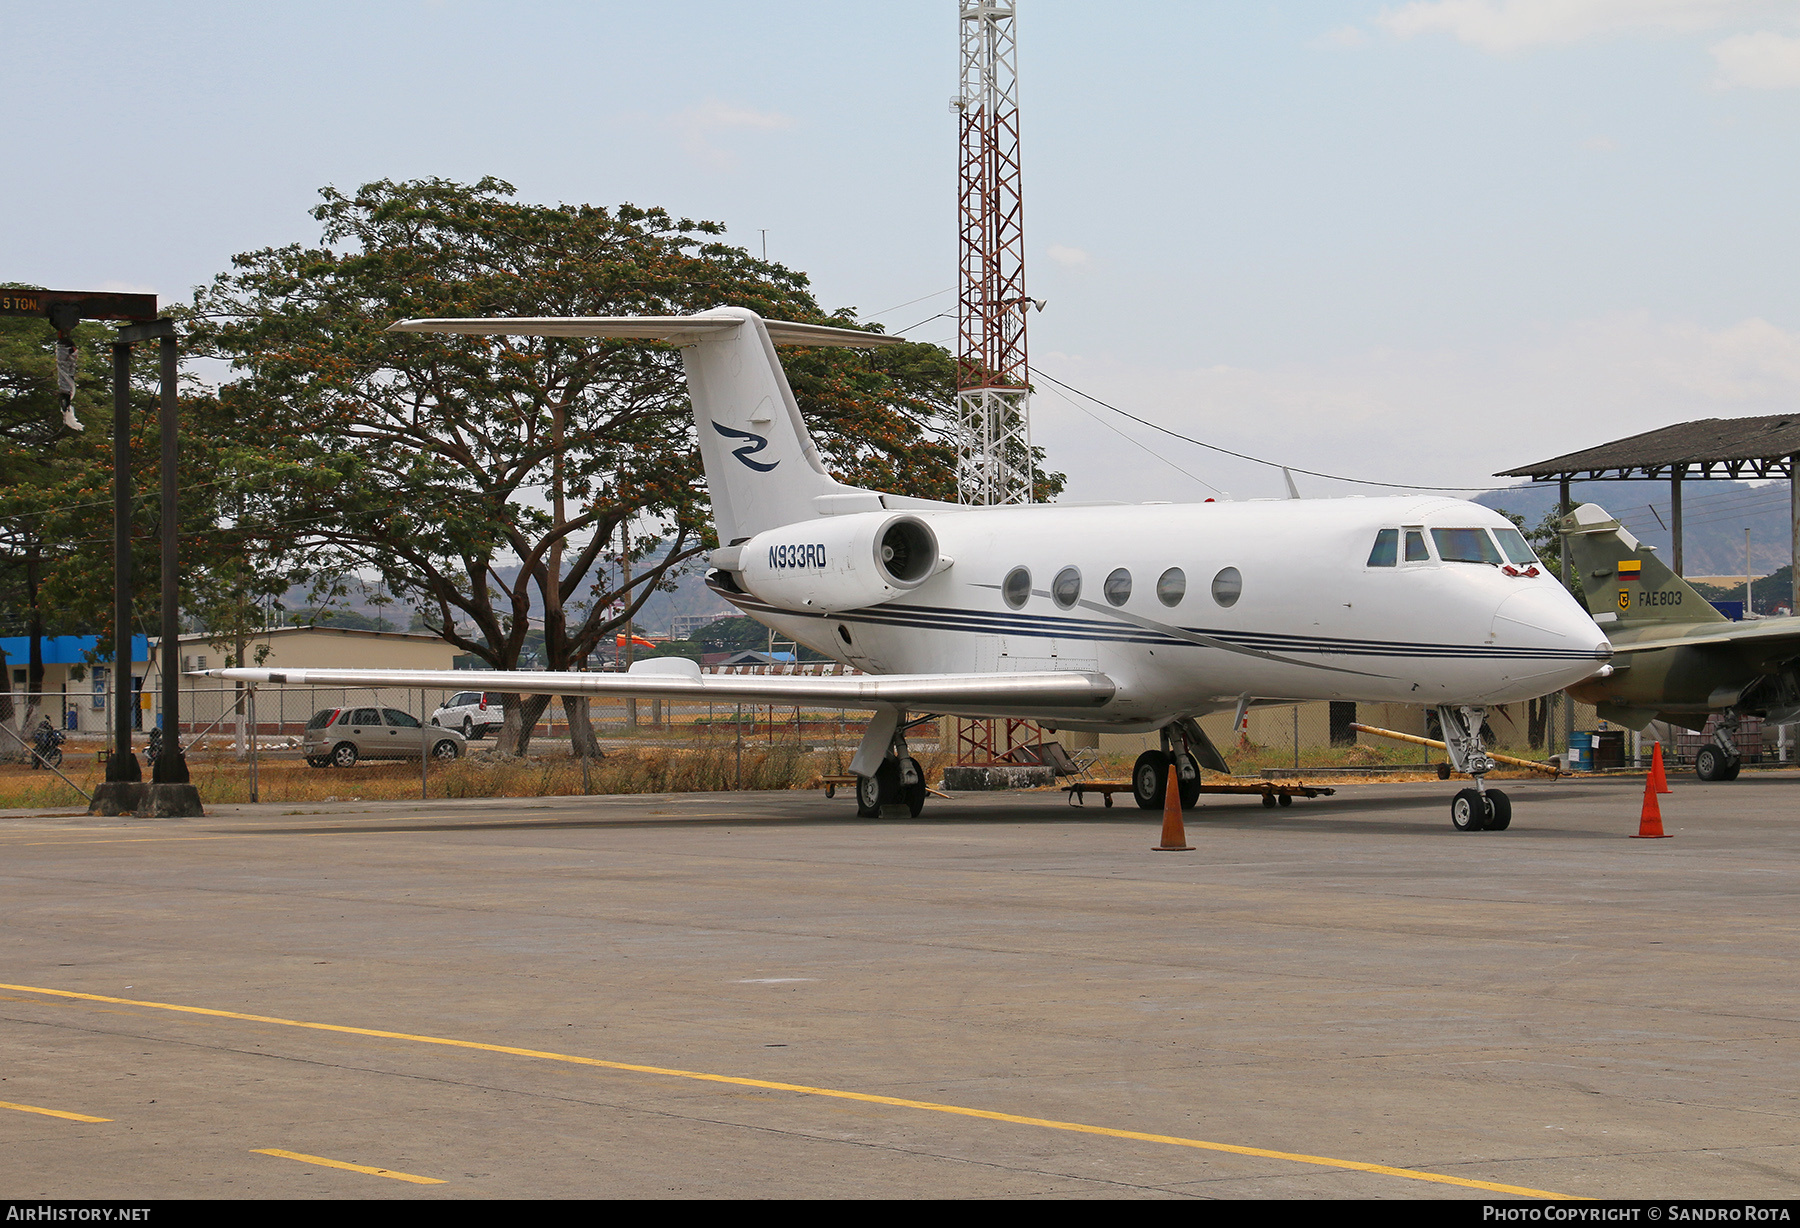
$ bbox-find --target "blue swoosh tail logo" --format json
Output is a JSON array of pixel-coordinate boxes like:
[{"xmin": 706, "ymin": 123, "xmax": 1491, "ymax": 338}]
[{"xmin": 713, "ymin": 422, "xmax": 779, "ymax": 472}]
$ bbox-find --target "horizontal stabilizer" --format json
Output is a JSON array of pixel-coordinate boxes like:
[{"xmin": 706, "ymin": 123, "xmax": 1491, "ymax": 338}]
[
  {"xmin": 388, "ymin": 315, "xmax": 906, "ymax": 348},
  {"xmin": 194, "ymin": 666, "xmax": 1116, "ymax": 719}
]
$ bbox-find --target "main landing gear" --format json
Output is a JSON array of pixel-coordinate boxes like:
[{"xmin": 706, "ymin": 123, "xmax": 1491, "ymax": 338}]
[
  {"xmin": 1695, "ymin": 712, "xmax": 1743, "ymax": 782},
  {"xmin": 1132, "ymin": 724, "xmax": 1202, "ymax": 810},
  {"xmin": 850, "ymin": 710, "xmax": 929, "ymax": 818},
  {"xmin": 1438, "ymin": 704, "xmax": 1511, "ymax": 832}
]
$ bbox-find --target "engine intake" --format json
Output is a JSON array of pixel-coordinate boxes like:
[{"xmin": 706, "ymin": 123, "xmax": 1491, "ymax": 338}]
[{"xmin": 735, "ymin": 512, "xmax": 942, "ymax": 613}]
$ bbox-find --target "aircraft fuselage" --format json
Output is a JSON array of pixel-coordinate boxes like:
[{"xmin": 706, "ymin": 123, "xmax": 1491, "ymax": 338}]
[{"xmin": 720, "ymin": 495, "xmax": 1610, "ymax": 730}]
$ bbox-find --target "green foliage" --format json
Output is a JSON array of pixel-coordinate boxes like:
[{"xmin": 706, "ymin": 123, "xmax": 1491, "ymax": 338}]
[
  {"xmin": 181, "ymin": 177, "xmax": 970, "ymax": 708},
  {"xmin": 1689, "ymin": 564, "xmax": 1793, "ymax": 615},
  {"xmin": 694, "ymin": 615, "xmax": 771, "ymax": 653}
]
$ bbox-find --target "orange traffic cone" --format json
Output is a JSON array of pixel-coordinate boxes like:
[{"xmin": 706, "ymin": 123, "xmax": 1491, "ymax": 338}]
[
  {"xmin": 1154, "ymin": 762, "xmax": 1194, "ymax": 851},
  {"xmin": 1632, "ymin": 771, "xmax": 1672, "ymax": 838},
  {"xmin": 1649, "ymin": 741, "xmax": 1672, "ymax": 794}
]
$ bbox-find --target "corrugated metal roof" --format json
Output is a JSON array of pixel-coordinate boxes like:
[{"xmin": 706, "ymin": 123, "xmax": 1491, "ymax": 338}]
[{"xmin": 1497, "ymin": 414, "xmax": 1800, "ymax": 480}]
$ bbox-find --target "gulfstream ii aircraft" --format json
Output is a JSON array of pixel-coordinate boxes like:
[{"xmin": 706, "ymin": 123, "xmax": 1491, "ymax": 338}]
[{"xmin": 201, "ymin": 307, "xmax": 1611, "ymax": 829}]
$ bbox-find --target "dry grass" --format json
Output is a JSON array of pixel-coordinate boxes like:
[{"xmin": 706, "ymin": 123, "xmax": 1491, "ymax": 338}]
[{"xmin": 0, "ymin": 739, "xmax": 958, "ymax": 808}]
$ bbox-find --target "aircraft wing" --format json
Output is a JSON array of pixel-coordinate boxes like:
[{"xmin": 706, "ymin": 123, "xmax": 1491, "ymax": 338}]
[
  {"xmin": 388, "ymin": 316, "xmax": 906, "ymax": 348},
  {"xmin": 1608, "ymin": 618, "xmax": 1800, "ymax": 660},
  {"xmin": 193, "ymin": 662, "xmax": 1116, "ymax": 719}
]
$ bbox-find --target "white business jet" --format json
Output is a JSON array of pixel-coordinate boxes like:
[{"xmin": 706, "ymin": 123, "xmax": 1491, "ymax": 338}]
[{"xmin": 202, "ymin": 307, "xmax": 1610, "ymax": 830}]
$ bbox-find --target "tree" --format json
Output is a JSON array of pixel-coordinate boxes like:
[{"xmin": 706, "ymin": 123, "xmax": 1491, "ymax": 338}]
[
  {"xmin": 0, "ymin": 306, "xmax": 135, "ymax": 746},
  {"xmin": 185, "ymin": 177, "xmax": 983, "ymax": 755}
]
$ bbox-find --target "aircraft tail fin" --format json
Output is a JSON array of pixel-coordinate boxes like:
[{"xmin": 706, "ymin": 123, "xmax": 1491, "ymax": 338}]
[
  {"xmin": 389, "ymin": 308, "xmax": 905, "ymax": 544},
  {"xmin": 1561, "ymin": 502, "xmax": 1726, "ymax": 631}
]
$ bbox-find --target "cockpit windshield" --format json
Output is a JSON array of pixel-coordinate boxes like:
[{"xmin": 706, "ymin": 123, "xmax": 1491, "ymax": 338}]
[
  {"xmin": 1431, "ymin": 528, "xmax": 1504, "ymax": 565},
  {"xmin": 1492, "ymin": 527, "xmax": 1538, "ymax": 565}
]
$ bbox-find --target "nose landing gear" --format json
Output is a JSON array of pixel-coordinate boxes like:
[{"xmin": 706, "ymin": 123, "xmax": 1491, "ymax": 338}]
[{"xmin": 1439, "ymin": 705, "xmax": 1510, "ymax": 831}]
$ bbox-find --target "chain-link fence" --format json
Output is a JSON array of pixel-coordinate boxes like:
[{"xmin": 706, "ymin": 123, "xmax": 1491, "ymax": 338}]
[{"xmin": 6, "ymin": 680, "xmax": 1780, "ymax": 774}]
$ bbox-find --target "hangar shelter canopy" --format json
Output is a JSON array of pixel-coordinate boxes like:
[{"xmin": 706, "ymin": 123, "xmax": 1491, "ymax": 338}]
[{"xmin": 1497, "ymin": 413, "xmax": 1800, "ymax": 607}]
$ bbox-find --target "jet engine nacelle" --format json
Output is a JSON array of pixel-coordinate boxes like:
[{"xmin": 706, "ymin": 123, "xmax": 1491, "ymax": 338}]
[{"xmin": 732, "ymin": 512, "xmax": 941, "ymax": 613}]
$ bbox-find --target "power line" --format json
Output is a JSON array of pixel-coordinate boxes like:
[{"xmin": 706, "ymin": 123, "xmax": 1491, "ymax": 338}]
[
  {"xmin": 1039, "ymin": 381, "xmax": 1222, "ymax": 494},
  {"xmin": 1035, "ymin": 370, "xmax": 1498, "ymax": 493}
]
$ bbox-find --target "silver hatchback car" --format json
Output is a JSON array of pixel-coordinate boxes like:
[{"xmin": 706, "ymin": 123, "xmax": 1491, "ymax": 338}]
[{"xmin": 303, "ymin": 706, "xmax": 466, "ymax": 768}]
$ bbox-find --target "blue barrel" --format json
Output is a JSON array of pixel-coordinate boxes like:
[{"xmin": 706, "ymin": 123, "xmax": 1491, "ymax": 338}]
[{"xmin": 1567, "ymin": 732, "xmax": 1593, "ymax": 771}]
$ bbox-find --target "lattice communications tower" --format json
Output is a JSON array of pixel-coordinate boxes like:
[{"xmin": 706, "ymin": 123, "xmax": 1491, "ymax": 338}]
[
  {"xmin": 954, "ymin": 2, "xmax": 1042, "ymax": 767},
  {"xmin": 955, "ymin": 0, "xmax": 1034, "ymax": 506}
]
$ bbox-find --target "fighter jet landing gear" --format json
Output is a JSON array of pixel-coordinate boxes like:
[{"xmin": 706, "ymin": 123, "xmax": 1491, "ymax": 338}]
[
  {"xmin": 1132, "ymin": 726, "xmax": 1202, "ymax": 811},
  {"xmin": 851, "ymin": 711, "xmax": 930, "ymax": 818},
  {"xmin": 1438, "ymin": 704, "xmax": 1511, "ymax": 831},
  {"xmin": 1695, "ymin": 713, "xmax": 1743, "ymax": 781}
]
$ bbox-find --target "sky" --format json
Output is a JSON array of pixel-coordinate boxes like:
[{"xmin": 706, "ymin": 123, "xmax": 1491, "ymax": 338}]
[{"xmin": 7, "ymin": 0, "xmax": 1800, "ymax": 512}]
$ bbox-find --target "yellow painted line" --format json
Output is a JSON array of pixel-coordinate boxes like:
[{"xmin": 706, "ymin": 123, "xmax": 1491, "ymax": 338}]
[
  {"xmin": 0, "ymin": 1098, "xmax": 111, "ymax": 1123},
  {"xmin": 252, "ymin": 1148, "xmax": 444, "ymax": 1185},
  {"xmin": 4, "ymin": 982, "xmax": 1573, "ymax": 1199}
]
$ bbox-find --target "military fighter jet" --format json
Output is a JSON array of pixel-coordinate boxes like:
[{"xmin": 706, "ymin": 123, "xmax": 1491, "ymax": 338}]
[{"xmin": 1562, "ymin": 502, "xmax": 1800, "ymax": 780}]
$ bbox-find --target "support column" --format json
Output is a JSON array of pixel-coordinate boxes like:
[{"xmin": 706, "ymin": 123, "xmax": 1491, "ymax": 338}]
[
  {"xmin": 1671, "ymin": 467, "xmax": 1685, "ymax": 578},
  {"xmin": 108, "ymin": 342, "xmax": 138, "ymax": 784},
  {"xmin": 1790, "ymin": 455, "xmax": 1799, "ymax": 615},
  {"xmin": 155, "ymin": 333, "xmax": 188, "ymax": 785},
  {"xmin": 1559, "ymin": 476, "xmax": 1572, "ymax": 753}
]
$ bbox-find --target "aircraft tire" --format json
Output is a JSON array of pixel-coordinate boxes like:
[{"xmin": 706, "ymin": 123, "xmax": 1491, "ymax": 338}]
[
  {"xmin": 1450, "ymin": 788, "xmax": 1488, "ymax": 831},
  {"xmin": 1175, "ymin": 753, "xmax": 1201, "ymax": 809},
  {"xmin": 901, "ymin": 756, "xmax": 927, "ymax": 818},
  {"xmin": 1695, "ymin": 746, "xmax": 1731, "ymax": 781},
  {"xmin": 855, "ymin": 773, "xmax": 881, "ymax": 818},
  {"xmin": 1722, "ymin": 756, "xmax": 1742, "ymax": 781},
  {"xmin": 1485, "ymin": 789, "xmax": 1511, "ymax": 831},
  {"xmin": 1132, "ymin": 751, "xmax": 1169, "ymax": 810}
]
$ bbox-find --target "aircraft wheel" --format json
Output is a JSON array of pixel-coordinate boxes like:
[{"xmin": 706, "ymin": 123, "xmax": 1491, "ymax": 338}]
[
  {"xmin": 1722, "ymin": 756, "xmax": 1742, "ymax": 781},
  {"xmin": 1261, "ymin": 791, "xmax": 1277, "ymax": 809},
  {"xmin": 858, "ymin": 758, "xmax": 902, "ymax": 817},
  {"xmin": 1277, "ymin": 792, "xmax": 1293, "ymax": 807},
  {"xmin": 1174, "ymin": 752, "xmax": 1201, "ymax": 809},
  {"xmin": 855, "ymin": 773, "xmax": 881, "ymax": 817},
  {"xmin": 1132, "ymin": 751, "xmax": 1169, "ymax": 810},
  {"xmin": 1484, "ymin": 789, "xmax": 1512, "ymax": 831},
  {"xmin": 331, "ymin": 742, "xmax": 358, "ymax": 769},
  {"xmin": 1695, "ymin": 746, "xmax": 1731, "ymax": 781},
  {"xmin": 1450, "ymin": 787, "xmax": 1488, "ymax": 831},
  {"xmin": 901, "ymin": 756, "xmax": 927, "ymax": 818}
]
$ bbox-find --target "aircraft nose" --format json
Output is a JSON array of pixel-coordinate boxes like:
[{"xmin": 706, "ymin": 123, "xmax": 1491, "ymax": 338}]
[{"xmin": 1493, "ymin": 587, "xmax": 1611, "ymax": 675}]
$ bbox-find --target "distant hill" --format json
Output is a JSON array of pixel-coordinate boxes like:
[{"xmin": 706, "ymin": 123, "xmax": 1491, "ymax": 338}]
[
  {"xmin": 1475, "ymin": 480, "xmax": 1794, "ymax": 578},
  {"xmin": 273, "ymin": 540, "xmax": 734, "ymax": 641}
]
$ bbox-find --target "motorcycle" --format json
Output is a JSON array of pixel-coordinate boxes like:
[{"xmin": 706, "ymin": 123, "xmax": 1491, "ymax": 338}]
[{"xmin": 31, "ymin": 719, "xmax": 64, "ymax": 770}]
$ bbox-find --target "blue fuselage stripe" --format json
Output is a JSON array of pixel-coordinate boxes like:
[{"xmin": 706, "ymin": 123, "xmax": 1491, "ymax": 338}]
[{"xmin": 718, "ymin": 589, "xmax": 1602, "ymax": 662}]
